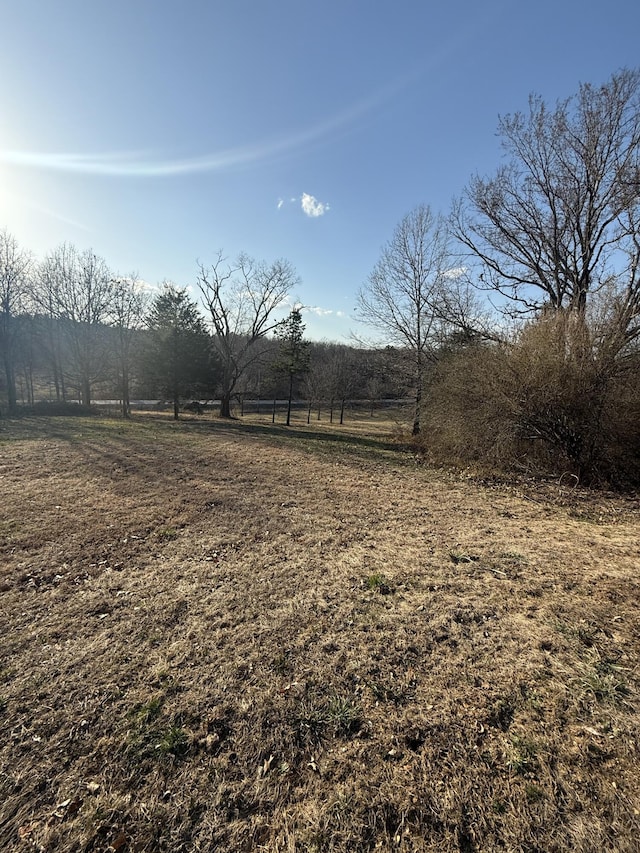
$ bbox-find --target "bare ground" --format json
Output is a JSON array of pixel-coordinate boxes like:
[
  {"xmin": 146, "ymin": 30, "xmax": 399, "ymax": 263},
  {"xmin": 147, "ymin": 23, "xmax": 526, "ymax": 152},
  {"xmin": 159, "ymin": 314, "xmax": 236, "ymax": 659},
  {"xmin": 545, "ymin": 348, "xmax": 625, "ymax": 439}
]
[{"xmin": 0, "ymin": 412, "xmax": 639, "ymax": 852}]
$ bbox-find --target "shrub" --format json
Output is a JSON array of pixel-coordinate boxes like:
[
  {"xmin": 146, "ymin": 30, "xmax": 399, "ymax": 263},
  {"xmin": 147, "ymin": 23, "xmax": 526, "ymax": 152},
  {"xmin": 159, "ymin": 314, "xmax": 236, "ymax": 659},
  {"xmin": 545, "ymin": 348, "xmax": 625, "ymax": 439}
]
[{"xmin": 423, "ymin": 313, "xmax": 640, "ymax": 487}]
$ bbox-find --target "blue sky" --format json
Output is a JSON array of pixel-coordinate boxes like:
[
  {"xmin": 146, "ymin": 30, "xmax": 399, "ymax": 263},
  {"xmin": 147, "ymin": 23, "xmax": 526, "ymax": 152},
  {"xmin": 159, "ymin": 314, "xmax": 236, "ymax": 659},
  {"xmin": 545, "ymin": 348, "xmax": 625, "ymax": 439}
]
[{"xmin": 1, "ymin": 0, "xmax": 639, "ymax": 340}]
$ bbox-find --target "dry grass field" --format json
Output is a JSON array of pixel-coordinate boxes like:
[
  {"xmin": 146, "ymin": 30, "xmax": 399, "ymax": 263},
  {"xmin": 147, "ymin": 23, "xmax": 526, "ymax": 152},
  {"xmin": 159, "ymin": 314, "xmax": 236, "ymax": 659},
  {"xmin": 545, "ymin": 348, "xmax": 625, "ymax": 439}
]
[{"xmin": 1, "ymin": 411, "xmax": 639, "ymax": 852}]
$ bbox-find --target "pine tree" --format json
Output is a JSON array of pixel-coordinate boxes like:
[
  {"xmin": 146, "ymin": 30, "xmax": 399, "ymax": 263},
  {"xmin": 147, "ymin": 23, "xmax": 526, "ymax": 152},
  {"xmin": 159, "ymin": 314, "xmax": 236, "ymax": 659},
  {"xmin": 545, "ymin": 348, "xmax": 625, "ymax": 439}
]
[
  {"xmin": 144, "ymin": 284, "xmax": 212, "ymax": 420},
  {"xmin": 274, "ymin": 308, "xmax": 310, "ymax": 426}
]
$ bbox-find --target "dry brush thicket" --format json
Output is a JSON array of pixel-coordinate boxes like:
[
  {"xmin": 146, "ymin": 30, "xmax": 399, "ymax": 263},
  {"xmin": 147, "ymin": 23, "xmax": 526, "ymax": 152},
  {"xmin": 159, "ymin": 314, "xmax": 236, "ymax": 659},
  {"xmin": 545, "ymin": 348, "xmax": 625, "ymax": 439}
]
[
  {"xmin": 1, "ymin": 413, "xmax": 639, "ymax": 852},
  {"xmin": 422, "ymin": 314, "xmax": 640, "ymax": 488}
]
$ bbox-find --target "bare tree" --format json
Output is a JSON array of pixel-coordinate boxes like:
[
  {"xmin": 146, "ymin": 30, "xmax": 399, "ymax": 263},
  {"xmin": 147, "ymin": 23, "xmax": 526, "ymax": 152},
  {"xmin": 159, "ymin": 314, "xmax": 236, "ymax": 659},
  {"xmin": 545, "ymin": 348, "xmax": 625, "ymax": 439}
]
[
  {"xmin": 0, "ymin": 230, "xmax": 31, "ymax": 414},
  {"xmin": 197, "ymin": 252, "xmax": 299, "ymax": 417},
  {"xmin": 302, "ymin": 348, "xmax": 327, "ymax": 422},
  {"xmin": 357, "ymin": 205, "xmax": 450, "ymax": 435},
  {"xmin": 32, "ymin": 261, "xmax": 68, "ymax": 402},
  {"xmin": 35, "ymin": 244, "xmax": 115, "ymax": 405},
  {"xmin": 447, "ymin": 69, "xmax": 640, "ymax": 482},
  {"xmin": 452, "ymin": 67, "xmax": 640, "ymax": 350},
  {"xmin": 13, "ymin": 314, "xmax": 37, "ymax": 405},
  {"xmin": 109, "ymin": 274, "xmax": 150, "ymax": 417},
  {"xmin": 325, "ymin": 343, "xmax": 357, "ymax": 425}
]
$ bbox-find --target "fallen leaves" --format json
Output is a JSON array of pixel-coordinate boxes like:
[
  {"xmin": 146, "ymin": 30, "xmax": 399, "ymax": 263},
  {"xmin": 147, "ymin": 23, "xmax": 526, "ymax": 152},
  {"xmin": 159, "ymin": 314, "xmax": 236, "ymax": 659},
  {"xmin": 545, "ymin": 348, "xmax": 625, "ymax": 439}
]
[{"xmin": 48, "ymin": 796, "xmax": 83, "ymax": 823}]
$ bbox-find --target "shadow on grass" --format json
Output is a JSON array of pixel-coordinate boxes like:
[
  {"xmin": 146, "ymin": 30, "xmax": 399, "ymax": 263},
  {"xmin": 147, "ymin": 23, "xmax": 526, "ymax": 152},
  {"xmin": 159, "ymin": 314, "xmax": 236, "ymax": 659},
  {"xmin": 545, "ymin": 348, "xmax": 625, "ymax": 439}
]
[
  {"xmin": 177, "ymin": 414, "xmax": 408, "ymax": 457},
  {"xmin": 0, "ymin": 410, "xmax": 414, "ymax": 469}
]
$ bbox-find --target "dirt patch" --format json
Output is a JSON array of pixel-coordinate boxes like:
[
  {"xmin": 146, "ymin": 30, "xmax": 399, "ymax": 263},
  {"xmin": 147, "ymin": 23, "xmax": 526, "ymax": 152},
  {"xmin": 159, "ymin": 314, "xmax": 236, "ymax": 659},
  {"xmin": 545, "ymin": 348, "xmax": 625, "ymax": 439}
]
[{"xmin": 1, "ymin": 412, "xmax": 639, "ymax": 851}]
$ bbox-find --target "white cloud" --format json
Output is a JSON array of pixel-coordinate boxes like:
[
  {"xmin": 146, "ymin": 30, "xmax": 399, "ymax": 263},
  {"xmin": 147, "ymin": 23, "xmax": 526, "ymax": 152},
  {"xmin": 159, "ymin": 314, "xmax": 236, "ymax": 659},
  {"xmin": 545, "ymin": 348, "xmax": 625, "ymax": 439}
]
[
  {"xmin": 301, "ymin": 192, "xmax": 329, "ymax": 218},
  {"xmin": 443, "ymin": 266, "xmax": 467, "ymax": 279},
  {"xmin": 300, "ymin": 305, "xmax": 334, "ymax": 317},
  {"xmin": 275, "ymin": 194, "xmax": 330, "ymax": 217},
  {"xmin": 302, "ymin": 305, "xmax": 349, "ymax": 319}
]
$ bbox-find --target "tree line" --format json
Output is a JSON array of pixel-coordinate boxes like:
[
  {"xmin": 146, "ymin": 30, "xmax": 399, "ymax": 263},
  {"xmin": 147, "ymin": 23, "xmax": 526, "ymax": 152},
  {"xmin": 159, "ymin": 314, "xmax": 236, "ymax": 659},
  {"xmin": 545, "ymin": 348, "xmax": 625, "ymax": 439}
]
[
  {"xmin": 2, "ymin": 68, "xmax": 640, "ymax": 485},
  {"xmin": 0, "ymin": 241, "xmax": 404, "ymax": 421}
]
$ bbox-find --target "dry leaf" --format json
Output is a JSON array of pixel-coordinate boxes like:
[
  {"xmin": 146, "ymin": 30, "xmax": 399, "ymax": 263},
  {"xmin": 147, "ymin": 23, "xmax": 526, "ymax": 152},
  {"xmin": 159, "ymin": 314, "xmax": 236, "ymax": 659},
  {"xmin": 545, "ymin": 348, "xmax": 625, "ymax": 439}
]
[
  {"xmin": 67, "ymin": 797, "xmax": 82, "ymax": 817},
  {"xmin": 109, "ymin": 831, "xmax": 128, "ymax": 852}
]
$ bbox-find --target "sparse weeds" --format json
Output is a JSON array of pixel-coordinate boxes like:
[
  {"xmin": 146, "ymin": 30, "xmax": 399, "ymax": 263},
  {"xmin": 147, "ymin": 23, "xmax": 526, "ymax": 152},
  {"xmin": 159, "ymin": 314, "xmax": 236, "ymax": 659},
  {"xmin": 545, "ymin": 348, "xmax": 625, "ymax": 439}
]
[
  {"xmin": 271, "ymin": 650, "xmax": 291, "ymax": 675},
  {"xmin": 156, "ymin": 525, "xmax": 179, "ymax": 541},
  {"xmin": 487, "ymin": 696, "xmax": 516, "ymax": 731},
  {"xmin": 125, "ymin": 696, "xmax": 190, "ymax": 760},
  {"xmin": 156, "ymin": 724, "xmax": 190, "ymax": 757},
  {"xmin": 129, "ymin": 696, "xmax": 164, "ymax": 726},
  {"xmin": 500, "ymin": 550, "xmax": 527, "ymax": 563},
  {"xmin": 149, "ymin": 668, "xmax": 179, "ymax": 691},
  {"xmin": 523, "ymin": 688, "xmax": 546, "ymax": 717},
  {"xmin": 326, "ymin": 695, "xmax": 363, "ymax": 735},
  {"xmin": 296, "ymin": 692, "xmax": 363, "ymax": 744},
  {"xmin": 507, "ymin": 734, "xmax": 539, "ymax": 775},
  {"xmin": 524, "ymin": 783, "xmax": 545, "ymax": 804},
  {"xmin": 365, "ymin": 665, "xmax": 418, "ymax": 705},
  {"xmin": 294, "ymin": 702, "xmax": 324, "ymax": 745},
  {"xmin": 125, "ymin": 697, "xmax": 163, "ymax": 758},
  {"xmin": 364, "ymin": 572, "xmax": 393, "ymax": 594},
  {"xmin": 551, "ymin": 620, "xmax": 633, "ymax": 709},
  {"xmin": 552, "ymin": 617, "xmax": 600, "ymax": 648},
  {"xmin": 494, "ymin": 550, "xmax": 528, "ymax": 578},
  {"xmin": 577, "ymin": 653, "xmax": 632, "ymax": 707}
]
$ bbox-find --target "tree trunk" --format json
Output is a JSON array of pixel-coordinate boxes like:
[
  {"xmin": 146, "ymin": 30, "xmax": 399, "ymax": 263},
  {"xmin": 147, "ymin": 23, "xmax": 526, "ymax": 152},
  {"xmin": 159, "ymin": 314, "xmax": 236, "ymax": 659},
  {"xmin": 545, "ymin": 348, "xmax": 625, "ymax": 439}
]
[
  {"xmin": 52, "ymin": 369, "xmax": 60, "ymax": 401},
  {"xmin": 413, "ymin": 362, "xmax": 422, "ymax": 435},
  {"xmin": 26, "ymin": 365, "xmax": 34, "ymax": 405},
  {"xmin": 286, "ymin": 372, "xmax": 293, "ymax": 426},
  {"xmin": 219, "ymin": 393, "xmax": 232, "ymax": 418},
  {"xmin": 2, "ymin": 351, "xmax": 17, "ymax": 414},
  {"xmin": 412, "ymin": 387, "xmax": 421, "ymax": 435},
  {"xmin": 121, "ymin": 369, "xmax": 130, "ymax": 418},
  {"xmin": 173, "ymin": 398, "xmax": 179, "ymax": 420}
]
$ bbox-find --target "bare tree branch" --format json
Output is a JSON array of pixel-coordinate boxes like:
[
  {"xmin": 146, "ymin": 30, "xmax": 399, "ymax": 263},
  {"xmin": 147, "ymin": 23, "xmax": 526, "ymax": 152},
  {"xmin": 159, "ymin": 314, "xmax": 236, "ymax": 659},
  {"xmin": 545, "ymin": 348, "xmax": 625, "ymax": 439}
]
[{"xmin": 197, "ymin": 253, "xmax": 299, "ymax": 417}]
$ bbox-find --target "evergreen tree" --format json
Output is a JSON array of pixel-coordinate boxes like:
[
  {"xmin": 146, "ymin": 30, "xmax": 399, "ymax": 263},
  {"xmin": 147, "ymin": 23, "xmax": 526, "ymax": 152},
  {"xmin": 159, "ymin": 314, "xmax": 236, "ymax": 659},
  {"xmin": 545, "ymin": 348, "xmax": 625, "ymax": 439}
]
[
  {"xmin": 274, "ymin": 308, "xmax": 310, "ymax": 426},
  {"xmin": 144, "ymin": 284, "xmax": 212, "ymax": 420}
]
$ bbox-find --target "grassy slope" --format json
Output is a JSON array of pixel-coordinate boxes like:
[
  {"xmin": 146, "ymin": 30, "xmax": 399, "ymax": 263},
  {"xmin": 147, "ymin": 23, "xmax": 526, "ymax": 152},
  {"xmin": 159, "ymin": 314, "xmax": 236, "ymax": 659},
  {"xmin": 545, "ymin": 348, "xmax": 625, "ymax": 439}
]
[{"xmin": 0, "ymin": 412, "xmax": 639, "ymax": 852}]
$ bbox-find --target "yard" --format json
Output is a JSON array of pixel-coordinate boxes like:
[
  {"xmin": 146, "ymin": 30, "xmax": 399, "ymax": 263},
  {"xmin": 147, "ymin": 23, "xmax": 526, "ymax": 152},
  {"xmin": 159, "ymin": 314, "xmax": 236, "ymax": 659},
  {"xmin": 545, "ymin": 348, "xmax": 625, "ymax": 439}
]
[{"xmin": 1, "ymin": 412, "xmax": 639, "ymax": 851}]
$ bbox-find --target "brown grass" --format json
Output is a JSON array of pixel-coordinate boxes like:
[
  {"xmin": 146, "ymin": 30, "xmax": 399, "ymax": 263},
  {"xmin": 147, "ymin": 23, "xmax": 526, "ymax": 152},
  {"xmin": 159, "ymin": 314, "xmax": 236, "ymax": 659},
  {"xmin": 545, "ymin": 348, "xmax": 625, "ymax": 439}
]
[{"xmin": 0, "ymin": 411, "xmax": 639, "ymax": 852}]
